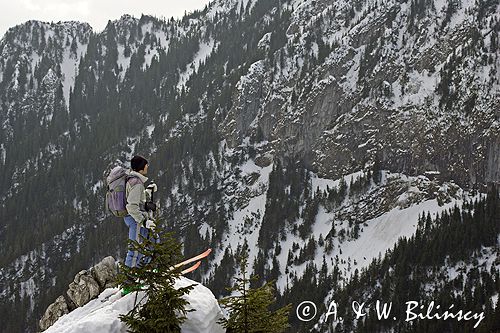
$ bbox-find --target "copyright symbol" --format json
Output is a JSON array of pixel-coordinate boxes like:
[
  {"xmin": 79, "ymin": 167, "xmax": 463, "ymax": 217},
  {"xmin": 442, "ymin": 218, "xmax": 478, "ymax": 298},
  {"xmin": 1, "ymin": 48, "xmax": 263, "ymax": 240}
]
[{"xmin": 296, "ymin": 301, "xmax": 317, "ymax": 322}]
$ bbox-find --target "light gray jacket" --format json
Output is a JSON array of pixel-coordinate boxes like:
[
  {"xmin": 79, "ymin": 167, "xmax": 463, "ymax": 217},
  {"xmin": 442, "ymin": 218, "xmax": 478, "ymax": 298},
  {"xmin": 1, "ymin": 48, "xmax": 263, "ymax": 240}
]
[{"xmin": 125, "ymin": 170, "xmax": 150, "ymax": 224}]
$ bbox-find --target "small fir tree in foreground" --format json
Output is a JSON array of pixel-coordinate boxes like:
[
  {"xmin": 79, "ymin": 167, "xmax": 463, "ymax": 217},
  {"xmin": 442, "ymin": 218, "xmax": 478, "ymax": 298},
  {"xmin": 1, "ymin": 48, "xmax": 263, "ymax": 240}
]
[
  {"xmin": 219, "ymin": 252, "xmax": 291, "ymax": 333},
  {"xmin": 117, "ymin": 222, "xmax": 195, "ymax": 333}
]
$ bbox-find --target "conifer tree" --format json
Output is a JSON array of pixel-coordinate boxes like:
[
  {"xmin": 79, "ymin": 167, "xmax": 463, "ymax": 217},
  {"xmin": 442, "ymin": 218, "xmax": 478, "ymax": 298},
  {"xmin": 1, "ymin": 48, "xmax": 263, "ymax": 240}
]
[
  {"xmin": 117, "ymin": 222, "xmax": 195, "ymax": 333},
  {"xmin": 218, "ymin": 252, "xmax": 291, "ymax": 333}
]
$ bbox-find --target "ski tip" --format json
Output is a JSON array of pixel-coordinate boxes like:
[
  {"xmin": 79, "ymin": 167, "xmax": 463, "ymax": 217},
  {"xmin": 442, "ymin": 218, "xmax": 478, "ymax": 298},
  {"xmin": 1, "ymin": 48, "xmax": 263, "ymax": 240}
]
[{"xmin": 181, "ymin": 261, "xmax": 202, "ymax": 274}]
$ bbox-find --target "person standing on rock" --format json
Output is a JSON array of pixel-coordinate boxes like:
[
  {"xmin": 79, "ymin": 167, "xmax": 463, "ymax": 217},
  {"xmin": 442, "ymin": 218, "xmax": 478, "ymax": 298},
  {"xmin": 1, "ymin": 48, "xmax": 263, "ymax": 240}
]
[{"xmin": 124, "ymin": 155, "xmax": 157, "ymax": 268}]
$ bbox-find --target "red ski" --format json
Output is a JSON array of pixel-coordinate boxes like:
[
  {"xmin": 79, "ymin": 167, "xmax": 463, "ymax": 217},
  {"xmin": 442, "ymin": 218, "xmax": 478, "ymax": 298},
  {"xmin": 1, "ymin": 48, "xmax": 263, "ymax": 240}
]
[
  {"xmin": 112, "ymin": 248, "xmax": 212, "ymax": 296},
  {"xmin": 181, "ymin": 261, "xmax": 201, "ymax": 275},
  {"xmin": 174, "ymin": 248, "xmax": 212, "ymax": 269},
  {"xmin": 109, "ymin": 262, "xmax": 205, "ymax": 300},
  {"xmin": 105, "ymin": 250, "xmax": 212, "ymax": 300}
]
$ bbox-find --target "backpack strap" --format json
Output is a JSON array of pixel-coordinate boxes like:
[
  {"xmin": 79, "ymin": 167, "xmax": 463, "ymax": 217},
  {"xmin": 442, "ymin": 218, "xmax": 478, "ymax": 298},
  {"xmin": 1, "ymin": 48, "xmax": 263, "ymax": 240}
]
[
  {"xmin": 124, "ymin": 175, "xmax": 146, "ymax": 210},
  {"xmin": 126, "ymin": 175, "xmax": 143, "ymax": 187}
]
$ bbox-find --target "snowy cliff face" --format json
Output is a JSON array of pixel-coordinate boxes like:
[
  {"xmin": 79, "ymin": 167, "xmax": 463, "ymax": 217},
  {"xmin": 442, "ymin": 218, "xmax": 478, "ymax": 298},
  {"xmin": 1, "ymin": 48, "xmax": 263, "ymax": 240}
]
[
  {"xmin": 0, "ymin": 20, "xmax": 91, "ymax": 106},
  {"xmin": 0, "ymin": 0, "xmax": 499, "ymax": 332},
  {"xmin": 219, "ymin": 0, "xmax": 500, "ymax": 186},
  {"xmin": 0, "ymin": 21, "xmax": 91, "ymax": 202}
]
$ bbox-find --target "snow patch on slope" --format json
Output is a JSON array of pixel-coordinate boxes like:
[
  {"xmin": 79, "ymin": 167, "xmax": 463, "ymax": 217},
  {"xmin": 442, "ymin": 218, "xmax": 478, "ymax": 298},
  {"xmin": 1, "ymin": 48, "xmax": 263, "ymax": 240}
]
[
  {"xmin": 274, "ymin": 171, "xmax": 479, "ymax": 291},
  {"xmin": 212, "ymin": 159, "xmax": 273, "ymax": 269},
  {"xmin": 206, "ymin": 0, "xmax": 255, "ymax": 20},
  {"xmin": 177, "ymin": 39, "xmax": 216, "ymax": 91}
]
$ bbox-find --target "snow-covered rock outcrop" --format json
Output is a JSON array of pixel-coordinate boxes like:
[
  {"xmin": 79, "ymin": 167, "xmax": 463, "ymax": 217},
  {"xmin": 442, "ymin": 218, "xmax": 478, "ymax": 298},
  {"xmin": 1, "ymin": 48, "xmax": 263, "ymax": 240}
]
[
  {"xmin": 39, "ymin": 256, "xmax": 119, "ymax": 331},
  {"xmin": 44, "ymin": 276, "xmax": 225, "ymax": 333},
  {"xmin": 39, "ymin": 256, "xmax": 225, "ymax": 333}
]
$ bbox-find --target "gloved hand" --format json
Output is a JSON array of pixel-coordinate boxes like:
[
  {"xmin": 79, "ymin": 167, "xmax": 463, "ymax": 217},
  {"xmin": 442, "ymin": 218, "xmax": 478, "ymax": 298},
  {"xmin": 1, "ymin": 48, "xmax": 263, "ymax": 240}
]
[
  {"xmin": 144, "ymin": 219, "xmax": 156, "ymax": 230},
  {"xmin": 145, "ymin": 201, "xmax": 157, "ymax": 212},
  {"xmin": 146, "ymin": 183, "xmax": 158, "ymax": 192}
]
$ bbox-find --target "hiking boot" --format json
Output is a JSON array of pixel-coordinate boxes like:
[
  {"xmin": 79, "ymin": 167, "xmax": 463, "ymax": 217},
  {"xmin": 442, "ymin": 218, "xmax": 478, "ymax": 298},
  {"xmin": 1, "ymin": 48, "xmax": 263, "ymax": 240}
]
[{"xmin": 121, "ymin": 278, "xmax": 142, "ymax": 296}]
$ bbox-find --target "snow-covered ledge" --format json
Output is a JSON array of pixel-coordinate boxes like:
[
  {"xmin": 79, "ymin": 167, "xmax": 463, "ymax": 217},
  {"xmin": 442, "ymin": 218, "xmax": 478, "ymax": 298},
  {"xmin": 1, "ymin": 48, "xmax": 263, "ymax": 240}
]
[{"xmin": 44, "ymin": 276, "xmax": 225, "ymax": 333}]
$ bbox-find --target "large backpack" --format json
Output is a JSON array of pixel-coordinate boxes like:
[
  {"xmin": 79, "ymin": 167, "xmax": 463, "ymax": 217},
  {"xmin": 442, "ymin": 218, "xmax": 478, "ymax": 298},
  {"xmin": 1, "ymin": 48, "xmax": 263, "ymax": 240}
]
[{"xmin": 105, "ymin": 166, "xmax": 141, "ymax": 217}]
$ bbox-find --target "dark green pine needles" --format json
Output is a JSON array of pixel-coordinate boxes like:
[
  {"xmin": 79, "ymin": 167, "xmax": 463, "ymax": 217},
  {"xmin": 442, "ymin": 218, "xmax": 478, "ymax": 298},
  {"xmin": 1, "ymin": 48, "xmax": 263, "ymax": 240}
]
[
  {"xmin": 219, "ymin": 252, "xmax": 291, "ymax": 333},
  {"xmin": 117, "ymin": 222, "xmax": 195, "ymax": 333}
]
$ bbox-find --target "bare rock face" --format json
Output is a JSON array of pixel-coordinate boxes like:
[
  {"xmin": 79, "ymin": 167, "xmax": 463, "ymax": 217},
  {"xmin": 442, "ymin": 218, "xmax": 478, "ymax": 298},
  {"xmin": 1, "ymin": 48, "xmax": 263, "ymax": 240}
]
[
  {"xmin": 66, "ymin": 270, "xmax": 101, "ymax": 307},
  {"xmin": 91, "ymin": 256, "xmax": 118, "ymax": 289},
  {"xmin": 219, "ymin": 59, "xmax": 271, "ymax": 148},
  {"xmin": 486, "ymin": 135, "xmax": 500, "ymax": 185},
  {"xmin": 39, "ymin": 296, "xmax": 69, "ymax": 332},
  {"xmin": 39, "ymin": 256, "xmax": 118, "ymax": 331}
]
